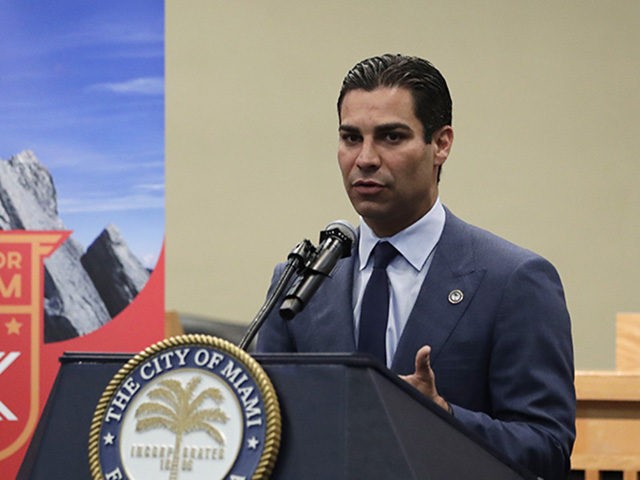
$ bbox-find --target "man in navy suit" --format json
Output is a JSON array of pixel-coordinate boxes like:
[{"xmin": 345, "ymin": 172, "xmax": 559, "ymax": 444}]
[{"xmin": 257, "ymin": 54, "xmax": 575, "ymax": 480}]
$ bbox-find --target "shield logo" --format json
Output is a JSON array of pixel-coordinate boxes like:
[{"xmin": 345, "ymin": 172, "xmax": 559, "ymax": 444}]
[{"xmin": 0, "ymin": 231, "xmax": 69, "ymax": 461}]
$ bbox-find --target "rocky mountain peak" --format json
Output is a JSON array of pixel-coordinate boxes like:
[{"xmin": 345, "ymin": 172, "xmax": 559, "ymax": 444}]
[
  {"xmin": 82, "ymin": 223, "xmax": 150, "ymax": 318},
  {"xmin": 0, "ymin": 150, "xmax": 152, "ymax": 342},
  {"xmin": 0, "ymin": 150, "xmax": 60, "ymax": 228}
]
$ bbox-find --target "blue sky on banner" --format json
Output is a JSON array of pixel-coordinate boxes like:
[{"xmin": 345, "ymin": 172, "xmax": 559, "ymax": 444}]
[{"xmin": 0, "ymin": 1, "xmax": 164, "ymax": 268}]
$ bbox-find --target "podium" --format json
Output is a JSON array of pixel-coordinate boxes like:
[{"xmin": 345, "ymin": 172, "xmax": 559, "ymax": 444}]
[{"xmin": 18, "ymin": 352, "xmax": 535, "ymax": 479}]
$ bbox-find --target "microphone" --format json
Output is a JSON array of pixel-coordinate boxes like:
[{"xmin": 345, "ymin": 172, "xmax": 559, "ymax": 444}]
[{"xmin": 279, "ymin": 220, "xmax": 356, "ymax": 320}]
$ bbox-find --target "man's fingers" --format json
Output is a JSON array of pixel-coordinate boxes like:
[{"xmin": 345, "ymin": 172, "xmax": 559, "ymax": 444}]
[
  {"xmin": 401, "ymin": 344, "xmax": 450, "ymax": 414},
  {"xmin": 414, "ymin": 345, "xmax": 433, "ymax": 379}
]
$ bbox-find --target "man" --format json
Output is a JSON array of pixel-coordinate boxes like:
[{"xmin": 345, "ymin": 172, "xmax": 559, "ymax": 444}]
[{"xmin": 257, "ymin": 54, "xmax": 575, "ymax": 480}]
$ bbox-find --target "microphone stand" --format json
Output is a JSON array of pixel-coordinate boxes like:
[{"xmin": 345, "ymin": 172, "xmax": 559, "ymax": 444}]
[{"xmin": 238, "ymin": 239, "xmax": 315, "ymax": 351}]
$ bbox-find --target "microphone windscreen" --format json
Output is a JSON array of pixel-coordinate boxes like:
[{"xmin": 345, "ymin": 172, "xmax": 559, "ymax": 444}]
[{"xmin": 324, "ymin": 219, "xmax": 357, "ymax": 243}]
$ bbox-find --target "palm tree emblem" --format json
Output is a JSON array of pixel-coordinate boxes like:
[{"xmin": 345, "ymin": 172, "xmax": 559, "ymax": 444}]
[{"xmin": 134, "ymin": 375, "xmax": 229, "ymax": 480}]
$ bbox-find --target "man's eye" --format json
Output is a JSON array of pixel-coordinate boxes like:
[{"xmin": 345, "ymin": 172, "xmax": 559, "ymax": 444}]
[
  {"xmin": 385, "ymin": 132, "xmax": 403, "ymax": 143},
  {"xmin": 341, "ymin": 134, "xmax": 361, "ymax": 144}
]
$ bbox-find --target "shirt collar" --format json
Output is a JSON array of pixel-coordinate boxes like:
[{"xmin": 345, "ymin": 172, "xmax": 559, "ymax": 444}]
[{"xmin": 358, "ymin": 198, "xmax": 446, "ymax": 271}]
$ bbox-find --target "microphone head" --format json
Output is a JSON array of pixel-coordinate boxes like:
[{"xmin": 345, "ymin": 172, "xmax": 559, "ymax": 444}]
[
  {"xmin": 324, "ymin": 219, "xmax": 357, "ymax": 242},
  {"xmin": 320, "ymin": 220, "xmax": 357, "ymax": 257}
]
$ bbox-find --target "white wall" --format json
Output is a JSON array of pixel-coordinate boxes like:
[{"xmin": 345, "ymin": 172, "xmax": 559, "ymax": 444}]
[{"xmin": 166, "ymin": 1, "xmax": 640, "ymax": 369}]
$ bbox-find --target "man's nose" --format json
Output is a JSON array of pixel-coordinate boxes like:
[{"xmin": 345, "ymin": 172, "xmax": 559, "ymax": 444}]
[{"xmin": 355, "ymin": 138, "xmax": 381, "ymax": 169}]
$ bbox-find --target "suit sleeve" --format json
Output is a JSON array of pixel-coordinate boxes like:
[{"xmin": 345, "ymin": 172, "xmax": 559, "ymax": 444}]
[{"xmin": 449, "ymin": 256, "xmax": 575, "ymax": 480}]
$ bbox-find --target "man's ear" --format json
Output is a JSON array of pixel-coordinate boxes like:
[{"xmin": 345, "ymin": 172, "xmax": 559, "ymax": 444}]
[{"xmin": 432, "ymin": 126, "xmax": 454, "ymax": 167}]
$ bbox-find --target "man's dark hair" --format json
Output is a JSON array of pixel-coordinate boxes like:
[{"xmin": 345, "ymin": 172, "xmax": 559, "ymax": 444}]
[{"xmin": 337, "ymin": 54, "xmax": 453, "ymax": 144}]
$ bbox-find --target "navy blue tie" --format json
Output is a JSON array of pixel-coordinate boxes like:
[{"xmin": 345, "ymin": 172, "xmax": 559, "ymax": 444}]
[{"xmin": 358, "ymin": 241, "xmax": 398, "ymax": 364}]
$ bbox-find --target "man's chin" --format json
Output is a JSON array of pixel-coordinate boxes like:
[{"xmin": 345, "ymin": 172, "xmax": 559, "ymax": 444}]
[
  {"xmin": 352, "ymin": 206, "xmax": 396, "ymax": 230},
  {"xmin": 351, "ymin": 202, "xmax": 388, "ymax": 221}
]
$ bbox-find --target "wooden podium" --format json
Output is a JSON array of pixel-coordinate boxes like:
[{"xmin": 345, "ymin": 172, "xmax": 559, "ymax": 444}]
[{"xmin": 571, "ymin": 313, "xmax": 640, "ymax": 480}]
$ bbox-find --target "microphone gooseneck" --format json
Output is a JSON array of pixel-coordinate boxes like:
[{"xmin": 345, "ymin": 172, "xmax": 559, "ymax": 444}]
[{"xmin": 238, "ymin": 239, "xmax": 315, "ymax": 350}]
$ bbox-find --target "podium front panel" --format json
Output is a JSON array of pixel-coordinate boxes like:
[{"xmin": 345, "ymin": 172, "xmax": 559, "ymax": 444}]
[{"xmin": 19, "ymin": 352, "xmax": 535, "ymax": 480}]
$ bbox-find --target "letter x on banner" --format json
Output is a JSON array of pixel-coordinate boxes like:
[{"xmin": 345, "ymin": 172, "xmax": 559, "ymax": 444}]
[{"xmin": 0, "ymin": 231, "xmax": 165, "ymax": 477}]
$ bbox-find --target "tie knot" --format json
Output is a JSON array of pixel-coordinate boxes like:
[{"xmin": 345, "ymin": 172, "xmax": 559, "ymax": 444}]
[{"xmin": 373, "ymin": 241, "xmax": 398, "ymax": 269}]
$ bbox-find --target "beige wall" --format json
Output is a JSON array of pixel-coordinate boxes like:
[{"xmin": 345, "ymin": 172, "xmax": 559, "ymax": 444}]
[{"xmin": 166, "ymin": 1, "xmax": 640, "ymax": 370}]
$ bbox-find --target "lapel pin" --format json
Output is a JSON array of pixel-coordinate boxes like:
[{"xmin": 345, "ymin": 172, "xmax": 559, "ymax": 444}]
[{"xmin": 448, "ymin": 289, "xmax": 464, "ymax": 304}]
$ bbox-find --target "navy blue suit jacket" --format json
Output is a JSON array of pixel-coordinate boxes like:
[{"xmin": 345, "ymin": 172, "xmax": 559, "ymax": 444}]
[{"xmin": 257, "ymin": 208, "xmax": 576, "ymax": 480}]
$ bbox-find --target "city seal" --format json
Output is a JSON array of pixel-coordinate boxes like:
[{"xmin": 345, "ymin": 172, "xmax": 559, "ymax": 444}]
[{"xmin": 88, "ymin": 334, "xmax": 280, "ymax": 480}]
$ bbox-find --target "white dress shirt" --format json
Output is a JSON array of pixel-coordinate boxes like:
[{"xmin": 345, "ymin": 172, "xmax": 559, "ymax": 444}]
[{"xmin": 353, "ymin": 198, "xmax": 446, "ymax": 367}]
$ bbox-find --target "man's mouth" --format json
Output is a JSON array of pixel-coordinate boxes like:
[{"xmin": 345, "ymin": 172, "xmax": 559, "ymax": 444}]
[{"xmin": 352, "ymin": 179, "xmax": 385, "ymax": 194}]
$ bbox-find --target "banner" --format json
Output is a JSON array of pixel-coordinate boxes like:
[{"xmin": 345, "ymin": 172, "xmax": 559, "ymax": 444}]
[{"xmin": 0, "ymin": 2, "xmax": 165, "ymax": 477}]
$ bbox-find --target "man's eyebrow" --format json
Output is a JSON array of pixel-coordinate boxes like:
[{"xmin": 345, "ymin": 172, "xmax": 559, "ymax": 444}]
[
  {"xmin": 338, "ymin": 122, "xmax": 413, "ymax": 133},
  {"xmin": 374, "ymin": 122, "xmax": 413, "ymax": 133},
  {"xmin": 338, "ymin": 124, "xmax": 360, "ymax": 133}
]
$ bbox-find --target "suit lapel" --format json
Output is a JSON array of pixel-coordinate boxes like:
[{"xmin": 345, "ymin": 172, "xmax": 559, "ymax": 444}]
[{"xmin": 391, "ymin": 209, "xmax": 486, "ymax": 374}]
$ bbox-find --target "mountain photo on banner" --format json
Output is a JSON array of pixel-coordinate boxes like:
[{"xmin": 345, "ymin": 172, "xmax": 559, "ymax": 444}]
[{"xmin": 0, "ymin": 1, "xmax": 164, "ymax": 342}]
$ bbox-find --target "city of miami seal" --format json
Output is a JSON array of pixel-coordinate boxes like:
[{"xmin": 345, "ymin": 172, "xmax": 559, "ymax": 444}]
[{"xmin": 89, "ymin": 334, "xmax": 281, "ymax": 480}]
